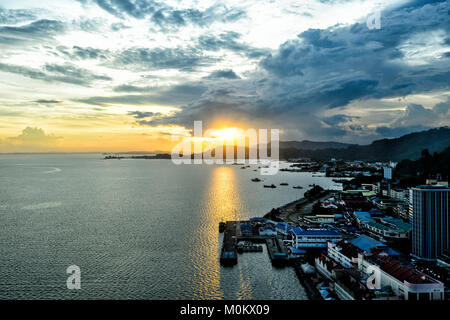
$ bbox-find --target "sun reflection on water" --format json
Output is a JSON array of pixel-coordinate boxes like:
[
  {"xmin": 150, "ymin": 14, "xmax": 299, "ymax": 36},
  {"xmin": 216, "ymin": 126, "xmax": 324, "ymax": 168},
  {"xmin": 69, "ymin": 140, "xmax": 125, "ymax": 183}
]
[{"xmin": 189, "ymin": 166, "xmax": 246, "ymax": 299}]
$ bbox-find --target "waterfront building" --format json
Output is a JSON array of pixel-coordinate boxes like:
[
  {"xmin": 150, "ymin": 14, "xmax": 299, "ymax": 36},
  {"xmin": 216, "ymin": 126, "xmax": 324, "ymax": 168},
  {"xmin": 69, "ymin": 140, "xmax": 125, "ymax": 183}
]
[
  {"xmin": 289, "ymin": 226, "xmax": 341, "ymax": 248},
  {"xmin": 357, "ymin": 253, "xmax": 445, "ymax": 300},
  {"xmin": 259, "ymin": 224, "xmax": 277, "ymax": 236},
  {"xmin": 410, "ymin": 185, "xmax": 449, "ymax": 261},
  {"xmin": 353, "ymin": 211, "xmax": 411, "ymax": 240},
  {"xmin": 350, "ymin": 235, "xmax": 400, "ymax": 257},
  {"xmin": 275, "ymin": 222, "xmax": 293, "ymax": 236},
  {"xmin": 327, "ymin": 240, "xmax": 360, "ymax": 268},
  {"xmin": 315, "ymin": 254, "xmax": 344, "ymax": 280}
]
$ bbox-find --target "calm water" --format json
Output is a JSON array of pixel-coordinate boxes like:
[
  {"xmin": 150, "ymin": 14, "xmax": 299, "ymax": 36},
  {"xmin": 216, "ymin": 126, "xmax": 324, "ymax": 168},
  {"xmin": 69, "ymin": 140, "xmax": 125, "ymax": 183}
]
[{"xmin": 0, "ymin": 154, "xmax": 338, "ymax": 299}]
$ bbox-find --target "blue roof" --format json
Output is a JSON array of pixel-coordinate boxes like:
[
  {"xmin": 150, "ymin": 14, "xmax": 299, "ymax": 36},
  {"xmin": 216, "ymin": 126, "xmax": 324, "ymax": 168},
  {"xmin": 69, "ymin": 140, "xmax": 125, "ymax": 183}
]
[
  {"xmin": 290, "ymin": 248, "xmax": 307, "ymax": 254},
  {"xmin": 250, "ymin": 217, "xmax": 267, "ymax": 222},
  {"xmin": 351, "ymin": 235, "xmax": 399, "ymax": 255},
  {"xmin": 275, "ymin": 222, "xmax": 292, "ymax": 231},
  {"xmin": 260, "ymin": 224, "xmax": 276, "ymax": 231},
  {"xmin": 353, "ymin": 211, "xmax": 374, "ymax": 222}
]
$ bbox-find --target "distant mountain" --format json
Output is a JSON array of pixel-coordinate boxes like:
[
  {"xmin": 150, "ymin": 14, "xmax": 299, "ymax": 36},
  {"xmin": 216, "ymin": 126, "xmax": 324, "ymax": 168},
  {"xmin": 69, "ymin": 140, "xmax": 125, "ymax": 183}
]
[
  {"xmin": 279, "ymin": 140, "xmax": 355, "ymax": 150},
  {"xmin": 280, "ymin": 127, "xmax": 450, "ymax": 161}
]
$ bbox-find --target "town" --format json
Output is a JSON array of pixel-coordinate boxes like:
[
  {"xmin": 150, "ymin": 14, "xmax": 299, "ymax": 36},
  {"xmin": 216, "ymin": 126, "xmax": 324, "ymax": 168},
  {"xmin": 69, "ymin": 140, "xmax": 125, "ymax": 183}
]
[{"xmin": 219, "ymin": 157, "xmax": 449, "ymax": 301}]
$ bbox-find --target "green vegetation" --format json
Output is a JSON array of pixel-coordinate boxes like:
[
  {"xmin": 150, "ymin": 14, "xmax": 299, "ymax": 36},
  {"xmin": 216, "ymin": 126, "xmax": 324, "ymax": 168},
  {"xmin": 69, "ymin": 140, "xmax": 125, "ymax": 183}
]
[{"xmin": 395, "ymin": 147, "xmax": 450, "ymax": 187}]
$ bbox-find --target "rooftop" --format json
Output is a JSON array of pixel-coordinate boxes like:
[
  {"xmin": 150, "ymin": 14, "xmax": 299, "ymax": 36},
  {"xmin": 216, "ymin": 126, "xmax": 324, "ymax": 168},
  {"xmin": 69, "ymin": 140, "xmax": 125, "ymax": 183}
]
[
  {"xmin": 291, "ymin": 226, "xmax": 341, "ymax": 237},
  {"xmin": 366, "ymin": 254, "xmax": 442, "ymax": 285},
  {"xmin": 350, "ymin": 235, "xmax": 399, "ymax": 256}
]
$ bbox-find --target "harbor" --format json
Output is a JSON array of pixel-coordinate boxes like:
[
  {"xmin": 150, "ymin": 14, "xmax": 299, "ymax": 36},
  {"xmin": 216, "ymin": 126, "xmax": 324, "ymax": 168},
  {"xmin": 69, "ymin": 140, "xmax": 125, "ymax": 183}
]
[{"xmin": 218, "ymin": 218, "xmax": 326, "ymax": 300}]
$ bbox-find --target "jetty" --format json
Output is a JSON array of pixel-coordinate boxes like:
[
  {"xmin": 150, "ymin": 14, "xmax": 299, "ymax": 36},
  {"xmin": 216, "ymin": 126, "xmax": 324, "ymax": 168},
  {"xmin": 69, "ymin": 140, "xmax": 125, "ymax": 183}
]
[
  {"xmin": 220, "ymin": 221, "xmax": 238, "ymax": 266},
  {"xmin": 265, "ymin": 237, "xmax": 289, "ymax": 266}
]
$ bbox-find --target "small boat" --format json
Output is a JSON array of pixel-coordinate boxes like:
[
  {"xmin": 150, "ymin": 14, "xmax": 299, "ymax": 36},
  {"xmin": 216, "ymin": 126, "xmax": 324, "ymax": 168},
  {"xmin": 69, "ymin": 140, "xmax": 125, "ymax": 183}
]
[
  {"xmin": 251, "ymin": 178, "xmax": 261, "ymax": 182},
  {"xmin": 264, "ymin": 184, "xmax": 277, "ymax": 188},
  {"xmin": 293, "ymin": 186, "xmax": 303, "ymax": 189},
  {"xmin": 240, "ymin": 166, "xmax": 246, "ymax": 169},
  {"xmin": 280, "ymin": 183, "xmax": 288, "ymax": 186}
]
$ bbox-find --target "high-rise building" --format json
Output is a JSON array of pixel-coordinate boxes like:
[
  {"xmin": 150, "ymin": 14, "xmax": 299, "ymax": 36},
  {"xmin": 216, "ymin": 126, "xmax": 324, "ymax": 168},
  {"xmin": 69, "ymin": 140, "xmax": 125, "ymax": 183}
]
[
  {"xmin": 383, "ymin": 167, "xmax": 392, "ymax": 180},
  {"xmin": 410, "ymin": 185, "xmax": 449, "ymax": 261}
]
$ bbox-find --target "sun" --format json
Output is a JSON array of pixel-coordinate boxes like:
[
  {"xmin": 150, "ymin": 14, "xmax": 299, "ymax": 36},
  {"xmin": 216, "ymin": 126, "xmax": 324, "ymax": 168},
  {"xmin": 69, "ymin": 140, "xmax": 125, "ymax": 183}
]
[{"xmin": 209, "ymin": 127, "xmax": 242, "ymax": 141}]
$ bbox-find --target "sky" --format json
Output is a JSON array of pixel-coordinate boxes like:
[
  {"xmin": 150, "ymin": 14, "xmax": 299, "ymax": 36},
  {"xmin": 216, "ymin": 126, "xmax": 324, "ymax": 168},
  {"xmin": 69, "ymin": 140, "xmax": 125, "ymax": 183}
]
[{"xmin": 0, "ymin": 0, "xmax": 449, "ymax": 152}]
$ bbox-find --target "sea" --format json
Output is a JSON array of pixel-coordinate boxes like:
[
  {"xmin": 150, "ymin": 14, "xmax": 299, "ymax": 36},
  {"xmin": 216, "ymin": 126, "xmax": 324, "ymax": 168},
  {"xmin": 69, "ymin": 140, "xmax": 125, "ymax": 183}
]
[{"xmin": 0, "ymin": 154, "xmax": 340, "ymax": 299}]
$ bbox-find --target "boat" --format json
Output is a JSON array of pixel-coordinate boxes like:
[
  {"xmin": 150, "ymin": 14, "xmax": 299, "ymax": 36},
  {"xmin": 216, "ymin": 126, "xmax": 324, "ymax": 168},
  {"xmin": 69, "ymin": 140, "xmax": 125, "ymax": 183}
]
[
  {"xmin": 264, "ymin": 184, "xmax": 277, "ymax": 188},
  {"xmin": 293, "ymin": 186, "xmax": 303, "ymax": 189},
  {"xmin": 240, "ymin": 166, "xmax": 246, "ymax": 169},
  {"xmin": 280, "ymin": 183, "xmax": 288, "ymax": 186},
  {"xmin": 251, "ymin": 178, "xmax": 261, "ymax": 182}
]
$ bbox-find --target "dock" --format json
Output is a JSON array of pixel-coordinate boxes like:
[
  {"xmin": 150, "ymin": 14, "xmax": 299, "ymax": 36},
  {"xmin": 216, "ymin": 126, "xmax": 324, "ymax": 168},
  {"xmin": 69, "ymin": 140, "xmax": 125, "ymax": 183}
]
[
  {"xmin": 265, "ymin": 237, "xmax": 289, "ymax": 266},
  {"xmin": 219, "ymin": 220, "xmax": 290, "ymax": 266},
  {"xmin": 220, "ymin": 221, "xmax": 238, "ymax": 266}
]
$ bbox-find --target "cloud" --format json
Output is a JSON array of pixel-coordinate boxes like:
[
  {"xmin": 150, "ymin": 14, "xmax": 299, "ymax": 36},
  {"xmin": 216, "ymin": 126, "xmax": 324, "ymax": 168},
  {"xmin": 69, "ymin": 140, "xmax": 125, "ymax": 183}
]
[
  {"xmin": 80, "ymin": 83, "xmax": 207, "ymax": 106},
  {"xmin": 6, "ymin": 127, "xmax": 62, "ymax": 151},
  {"xmin": 205, "ymin": 69, "xmax": 240, "ymax": 79},
  {"xmin": 81, "ymin": 0, "xmax": 246, "ymax": 30},
  {"xmin": 111, "ymin": 46, "xmax": 218, "ymax": 71},
  {"xmin": 197, "ymin": 31, "xmax": 269, "ymax": 58},
  {"xmin": 56, "ymin": 46, "xmax": 110, "ymax": 60},
  {"xmin": 34, "ymin": 99, "xmax": 62, "ymax": 104},
  {"xmin": 0, "ymin": 19, "xmax": 65, "ymax": 46},
  {"xmin": 79, "ymin": 0, "xmax": 161, "ymax": 19},
  {"xmin": 128, "ymin": 111, "xmax": 162, "ymax": 119},
  {"xmin": 150, "ymin": 5, "xmax": 246, "ymax": 31},
  {"xmin": 0, "ymin": 62, "xmax": 112, "ymax": 86},
  {"xmin": 139, "ymin": 0, "xmax": 450, "ymax": 142},
  {"xmin": 392, "ymin": 99, "xmax": 450, "ymax": 127},
  {"xmin": 0, "ymin": 8, "xmax": 36, "ymax": 24}
]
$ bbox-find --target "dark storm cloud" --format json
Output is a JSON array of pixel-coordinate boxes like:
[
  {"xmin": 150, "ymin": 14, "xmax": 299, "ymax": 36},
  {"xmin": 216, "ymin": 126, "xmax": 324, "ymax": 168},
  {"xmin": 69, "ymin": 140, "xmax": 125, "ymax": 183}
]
[
  {"xmin": 136, "ymin": 1, "xmax": 450, "ymax": 142},
  {"xmin": 0, "ymin": 62, "xmax": 111, "ymax": 86}
]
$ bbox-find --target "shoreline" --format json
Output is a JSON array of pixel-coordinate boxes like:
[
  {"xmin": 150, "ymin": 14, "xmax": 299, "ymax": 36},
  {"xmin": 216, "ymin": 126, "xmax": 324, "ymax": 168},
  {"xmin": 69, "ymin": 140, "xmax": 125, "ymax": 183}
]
[{"xmin": 263, "ymin": 189, "xmax": 333, "ymax": 223}]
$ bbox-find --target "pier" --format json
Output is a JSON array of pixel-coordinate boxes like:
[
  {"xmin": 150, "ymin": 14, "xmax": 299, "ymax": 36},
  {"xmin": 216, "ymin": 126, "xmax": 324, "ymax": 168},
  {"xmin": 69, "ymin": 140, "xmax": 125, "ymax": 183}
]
[
  {"xmin": 220, "ymin": 221, "xmax": 238, "ymax": 266},
  {"xmin": 265, "ymin": 237, "xmax": 289, "ymax": 266},
  {"xmin": 219, "ymin": 220, "xmax": 291, "ymax": 266}
]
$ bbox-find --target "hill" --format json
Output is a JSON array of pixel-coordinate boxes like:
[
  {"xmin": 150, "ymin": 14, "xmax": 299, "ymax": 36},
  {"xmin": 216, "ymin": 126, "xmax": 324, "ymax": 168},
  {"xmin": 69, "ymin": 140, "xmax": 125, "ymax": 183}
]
[{"xmin": 279, "ymin": 127, "xmax": 450, "ymax": 161}]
